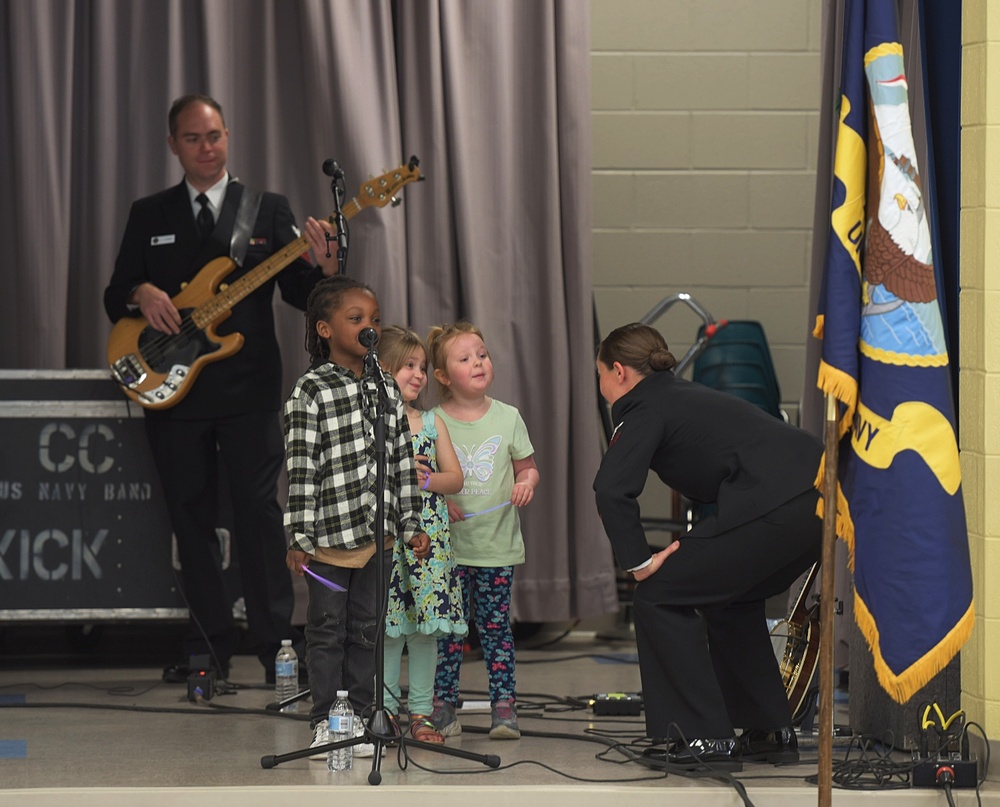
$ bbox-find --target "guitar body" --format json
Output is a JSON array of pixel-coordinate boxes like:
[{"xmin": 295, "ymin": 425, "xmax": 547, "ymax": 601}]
[
  {"xmin": 771, "ymin": 562, "xmax": 821, "ymax": 723},
  {"xmin": 106, "ymin": 157, "xmax": 423, "ymax": 410},
  {"xmin": 106, "ymin": 257, "xmax": 244, "ymax": 410},
  {"xmin": 783, "ymin": 616, "xmax": 820, "ymax": 720}
]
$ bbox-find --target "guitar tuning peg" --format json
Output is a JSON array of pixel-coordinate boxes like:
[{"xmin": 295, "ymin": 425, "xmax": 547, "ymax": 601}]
[{"xmin": 390, "ymin": 196, "xmax": 402, "ymax": 208}]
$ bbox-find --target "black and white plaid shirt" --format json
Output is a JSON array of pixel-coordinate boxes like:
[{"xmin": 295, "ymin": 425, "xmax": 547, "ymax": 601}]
[{"xmin": 283, "ymin": 361, "xmax": 421, "ymax": 555}]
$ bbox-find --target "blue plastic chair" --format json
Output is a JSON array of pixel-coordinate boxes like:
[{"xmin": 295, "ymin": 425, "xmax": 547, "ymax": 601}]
[{"xmin": 692, "ymin": 320, "xmax": 784, "ymax": 420}]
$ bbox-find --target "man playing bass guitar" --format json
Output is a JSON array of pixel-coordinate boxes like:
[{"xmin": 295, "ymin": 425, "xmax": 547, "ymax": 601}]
[{"xmin": 103, "ymin": 94, "xmax": 338, "ymax": 683}]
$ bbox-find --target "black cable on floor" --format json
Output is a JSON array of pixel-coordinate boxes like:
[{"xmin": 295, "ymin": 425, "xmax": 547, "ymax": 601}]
[{"xmin": 0, "ymin": 698, "xmax": 310, "ymax": 719}]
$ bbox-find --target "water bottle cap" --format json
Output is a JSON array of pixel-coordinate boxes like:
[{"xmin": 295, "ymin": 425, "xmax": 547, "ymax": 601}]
[
  {"xmin": 336, "ymin": 689, "xmax": 348, "ymax": 698},
  {"xmin": 280, "ymin": 639, "xmax": 292, "ymax": 646}
]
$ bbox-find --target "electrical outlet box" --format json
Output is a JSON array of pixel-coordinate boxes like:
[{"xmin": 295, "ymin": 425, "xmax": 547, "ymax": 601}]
[
  {"xmin": 187, "ymin": 669, "xmax": 217, "ymax": 701},
  {"xmin": 912, "ymin": 756, "xmax": 978, "ymax": 788}
]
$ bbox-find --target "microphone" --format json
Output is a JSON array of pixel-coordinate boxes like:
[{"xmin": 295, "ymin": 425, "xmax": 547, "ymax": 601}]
[
  {"xmin": 322, "ymin": 158, "xmax": 344, "ymax": 179},
  {"xmin": 359, "ymin": 327, "xmax": 379, "ymax": 380}
]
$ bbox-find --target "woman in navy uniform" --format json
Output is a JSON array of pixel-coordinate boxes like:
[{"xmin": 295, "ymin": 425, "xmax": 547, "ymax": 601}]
[{"xmin": 593, "ymin": 322, "xmax": 822, "ymax": 769}]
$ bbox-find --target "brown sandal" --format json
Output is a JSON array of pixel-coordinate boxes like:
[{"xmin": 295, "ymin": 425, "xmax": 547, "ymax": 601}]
[{"xmin": 409, "ymin": 714, "xmax": 445, "ymax": 743}]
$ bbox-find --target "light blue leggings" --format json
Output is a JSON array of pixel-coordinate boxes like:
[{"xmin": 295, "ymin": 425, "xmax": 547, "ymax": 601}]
[{"xmin": 383, "ymin": 632, "xmax": 438, "ymax": 716}]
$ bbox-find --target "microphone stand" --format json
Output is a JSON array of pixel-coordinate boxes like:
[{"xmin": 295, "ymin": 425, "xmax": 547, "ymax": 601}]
[
  {"xmin": 364, "ymin": 341, "xmax": 394, "ymax": 783},
  {"xmin": 261, "ymin": 339, "xmax": 500, "ymax": 784},
  {"xmin": 322, "ymin": 159, "xmax": 349, "ymax": 275}
]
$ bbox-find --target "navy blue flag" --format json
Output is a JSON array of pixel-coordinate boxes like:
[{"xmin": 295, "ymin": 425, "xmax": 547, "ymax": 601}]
[{"xmin": 814, "ymin": 0, "xmax": 973, "ymax": 703}]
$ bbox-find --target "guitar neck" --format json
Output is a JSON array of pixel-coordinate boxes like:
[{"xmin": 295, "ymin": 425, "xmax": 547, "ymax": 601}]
[
  {"xmin": 190, "ymin": 197, "xmax": 363, "ymax": 328},
  {"xmin": 786, "ymin": 562, "xmax": 820, "ymax": 623}
]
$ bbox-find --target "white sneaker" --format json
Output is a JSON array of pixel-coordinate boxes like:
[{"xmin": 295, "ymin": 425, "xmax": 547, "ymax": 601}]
[
  {"xmin": 308, "ymin": 720, "xmax": 329, "ymax": 761},
  {"xmin": 352, "ymin": 717, "xmax": 379, "ymax": 758}
]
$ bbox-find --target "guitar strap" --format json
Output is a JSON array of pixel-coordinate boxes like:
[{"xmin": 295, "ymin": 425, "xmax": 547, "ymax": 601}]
[{"xmin": 228, "ymin": 182, "xmax": 263, "ymax": 268}]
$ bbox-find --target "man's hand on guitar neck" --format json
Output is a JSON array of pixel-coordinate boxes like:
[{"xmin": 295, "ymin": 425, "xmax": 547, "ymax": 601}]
[
  {"xmin": 304, "ymin": 216, "xmax": 341, "ymax": 277},
  {"xmin": 130, "ymin": 282, "xmax": 183, "ymax": 334}
]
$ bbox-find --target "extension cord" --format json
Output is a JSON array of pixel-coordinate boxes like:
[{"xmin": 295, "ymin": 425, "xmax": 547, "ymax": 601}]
[{"xmin": 912, "ymin": 755, "xmax": 977, "ymax": 788}]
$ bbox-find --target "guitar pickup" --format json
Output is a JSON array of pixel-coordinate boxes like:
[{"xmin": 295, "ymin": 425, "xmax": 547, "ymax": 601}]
[
  {"xmin": 134, "ymin": 364, "xmax": 192, "ymax": 406},
  {"xmin": 110, "ymin": 354, "xmax": 147, "ymax": 389}
]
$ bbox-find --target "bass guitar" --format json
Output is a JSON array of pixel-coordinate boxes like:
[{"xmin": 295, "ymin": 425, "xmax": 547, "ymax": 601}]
[
  {"xmin": 107, "ymin": 158, "xmax": 421, "ymax": 409},
  {"xmin": 771, "ymin": 561, "xmax": 821, "ymax": 722}
]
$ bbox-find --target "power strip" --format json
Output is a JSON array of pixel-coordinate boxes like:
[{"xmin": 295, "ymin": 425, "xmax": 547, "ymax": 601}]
[
  {"xmin": 591, "ymin": 692, "xmax": 643, "ymax": 716},
  {"xmin": 912, "ymin": 756, "xmax": 978, "ymax": 788}
]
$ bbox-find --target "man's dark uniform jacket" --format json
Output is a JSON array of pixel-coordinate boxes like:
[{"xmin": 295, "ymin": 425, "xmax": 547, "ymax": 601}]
[{"xmin": 104, "ymin": 178, "xmax": 323, "ymax": 418}]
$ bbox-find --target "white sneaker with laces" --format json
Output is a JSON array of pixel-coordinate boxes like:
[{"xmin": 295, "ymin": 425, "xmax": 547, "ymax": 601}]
[
  {"xmin": 352, "ymin": 717, "xmax": 378, "ymax": 758},
  {"xmin": 308, "ymin": 720, "xmax": 329, "ymax": 761}
]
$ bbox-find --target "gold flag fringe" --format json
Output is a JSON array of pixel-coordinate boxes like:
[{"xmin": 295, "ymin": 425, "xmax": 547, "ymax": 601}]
[
  {"xmin": 854, "ymin": 594, "xmax": 975, "ymax": 705},
  {"xmin": 814, "ymin": 459, "xmax": 855, "ymax": 570},
  {"xmin": 816, "ymin": 360, "xmax": 857, "ymax": 438},
  {"xmin": 815, "ymin": 451, "xmax": 973, "ymax": 705}
]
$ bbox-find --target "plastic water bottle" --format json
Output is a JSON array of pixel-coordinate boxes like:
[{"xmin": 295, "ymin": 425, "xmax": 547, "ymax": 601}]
[
  {"xmin": 274, "ymin": 639, "xmax": 298, "ymax": 712},
  {"xmin": 328, "ymin": 690, "xmax": 354, "ymax": 772}
]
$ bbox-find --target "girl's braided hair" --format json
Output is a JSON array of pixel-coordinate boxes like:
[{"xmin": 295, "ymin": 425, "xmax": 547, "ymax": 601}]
[{"xmin": 304, "ymin": 275, "xmax": 377, "ymax": 362}]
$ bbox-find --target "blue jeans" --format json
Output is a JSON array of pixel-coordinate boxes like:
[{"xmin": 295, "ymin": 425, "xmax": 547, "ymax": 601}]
[{"xmin": 304, "ymin": 552, "xmax": 390, "ymax": 726}]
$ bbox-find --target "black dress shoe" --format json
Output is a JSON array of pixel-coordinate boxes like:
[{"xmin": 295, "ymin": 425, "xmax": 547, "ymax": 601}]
[
  {"xmin": 644, "ymin": 737, "xmax": 742, "ymax": 771},
  {"xmin": 739, "ymin": 726, "xmax": 799, "ymax": 763}
]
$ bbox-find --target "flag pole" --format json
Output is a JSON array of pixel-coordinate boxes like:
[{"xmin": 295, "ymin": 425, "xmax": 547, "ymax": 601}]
[{"xmin": 818, "ymin": 391, "xmax": 839, "ymax": 807}]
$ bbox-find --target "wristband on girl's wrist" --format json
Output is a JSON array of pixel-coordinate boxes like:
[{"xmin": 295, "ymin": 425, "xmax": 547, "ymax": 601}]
[{"xmin": 421, "ymin": 474, "xmax": 431, "ymax": 490}]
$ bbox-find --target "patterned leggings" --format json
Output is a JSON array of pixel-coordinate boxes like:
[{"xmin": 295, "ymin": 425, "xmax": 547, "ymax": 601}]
[{"xmin": 435, "ymin": 565, "xmax": 515, "ymax": 705}]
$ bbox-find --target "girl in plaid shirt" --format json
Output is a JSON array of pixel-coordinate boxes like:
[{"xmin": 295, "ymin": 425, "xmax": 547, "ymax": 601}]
[{"xmin": 283, "ymin": 275, "xmax": 429, "ymax": 759}]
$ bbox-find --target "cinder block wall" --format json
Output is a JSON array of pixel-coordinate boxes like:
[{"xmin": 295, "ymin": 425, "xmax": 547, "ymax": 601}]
[
  {"xmin": 590, "ymin": 0, "xmax": 822, "ymax": 423},
  {"xmin": 959, "ymin": 0, "xmax": 999, "ymax": 740}
]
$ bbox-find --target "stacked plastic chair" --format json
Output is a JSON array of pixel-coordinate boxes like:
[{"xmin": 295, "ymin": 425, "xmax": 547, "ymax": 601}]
[{"xmin": 692, "ymin": 320, "xmax": 785, "ymax": 421}]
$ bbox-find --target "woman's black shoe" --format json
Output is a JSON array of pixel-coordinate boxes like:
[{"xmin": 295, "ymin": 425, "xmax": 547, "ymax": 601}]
[
  {"xmin": 739, "ymin": 727, "xmax": 799, "ymax": 763},
  {"xmin": 644, "ymin": 737, "xmax": 742, "ymax": 771}
]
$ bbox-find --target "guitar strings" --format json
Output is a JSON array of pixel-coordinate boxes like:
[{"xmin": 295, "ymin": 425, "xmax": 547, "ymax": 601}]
[
  {"xmin": 135, "ymin": 313, "xmax": 202, "ymax": 367},
  {"xmin": 133, "ymin": 243, "xmax": 307, "ymax": 369}
]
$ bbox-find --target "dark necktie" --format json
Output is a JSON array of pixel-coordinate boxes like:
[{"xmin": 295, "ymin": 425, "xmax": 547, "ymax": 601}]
[{"xmin": 196, "ymin": 193, "xmax": 214, "ymax": 243}]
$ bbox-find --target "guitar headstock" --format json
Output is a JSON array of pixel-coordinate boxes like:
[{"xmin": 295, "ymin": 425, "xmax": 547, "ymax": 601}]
[{"xmin": 353, "ymin": 156, "xmax": 422, "ymax": 211}]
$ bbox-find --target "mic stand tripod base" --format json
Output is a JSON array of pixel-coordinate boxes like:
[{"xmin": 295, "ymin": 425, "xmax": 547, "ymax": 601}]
[
  {"xmin": 259, "ymin": 710, "xmax": 502, "ymax": 779},
  {"xmin": 368, "ymin": 707, "xmax": 395, "ymax": 739},
  {"xmin": 363, "ymin": 711, "xmax": 502, "ymax": 786}
]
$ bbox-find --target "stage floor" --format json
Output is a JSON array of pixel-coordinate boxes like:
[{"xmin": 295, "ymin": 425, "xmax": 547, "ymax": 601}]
[{"xmin": 0, "ymin": 624, "xmax": 996, "ymax": 806}]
